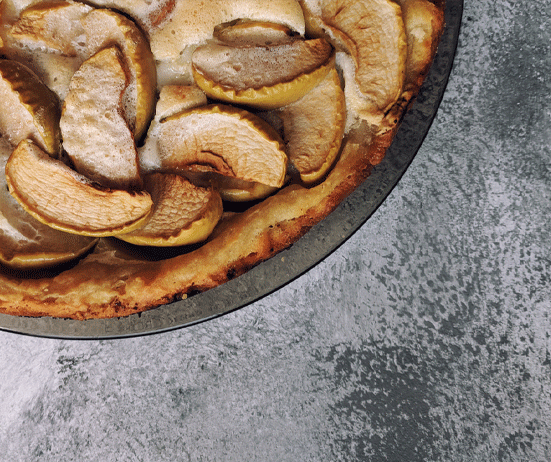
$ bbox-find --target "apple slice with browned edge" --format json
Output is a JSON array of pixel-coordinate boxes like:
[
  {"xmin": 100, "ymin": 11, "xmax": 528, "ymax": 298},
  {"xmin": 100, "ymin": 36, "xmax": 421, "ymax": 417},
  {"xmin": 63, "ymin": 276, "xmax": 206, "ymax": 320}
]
[
  {"xmin": 139, "ymin": 85, "xmax": 279, "ymax": 203},
  {"xmin": 263, "ymin": 67, "xmax": 346, "ymax": 184},
  {"xmin": 397, "ymin": 0, "xmax": 445, "ymax": 91},
  {"xmin": 300, "ymin": 0, "xmax": 407, "ymax": 126},
  {"xmin": 146, "ymin": 104, "xmax": 288, "ymax": 189},
  {"xmin": 213, "ymin": 19, "xmax": 298, "ymax": 47},
  {"xmin": 82, "ymin": 8, "xmax": 156, "ymax": 141},
  {"xmin": 7, "ymin": 1, "xmax": 92, "ymax": 55},
  {"xmin": 7, "ymin": 4, "xmax": 156, "ymax": 139},
  {"xmin": 192, "ymin": 33, "xmax": 334, "ymax": 109},
  {"xmin": 60, "ymin": 46, "xmax": 142, "ymax": 190},
  {"xmin": 0, "ymin": 137, "xmax": 97, "ymax": 269},
  {"xmin": 5, "ymin": 140, "xmax": 153, "ymax": 237},
  {"xmin": 117, "ymin": 173, "xmax": 223, "ymax": 247}
]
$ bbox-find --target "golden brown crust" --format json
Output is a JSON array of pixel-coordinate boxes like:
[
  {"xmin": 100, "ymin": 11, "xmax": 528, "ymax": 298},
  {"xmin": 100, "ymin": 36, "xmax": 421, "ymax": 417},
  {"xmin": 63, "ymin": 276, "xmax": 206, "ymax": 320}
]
[{"xmin": 0, "ymin": 0, "xmax": 445, "ymax": 320}]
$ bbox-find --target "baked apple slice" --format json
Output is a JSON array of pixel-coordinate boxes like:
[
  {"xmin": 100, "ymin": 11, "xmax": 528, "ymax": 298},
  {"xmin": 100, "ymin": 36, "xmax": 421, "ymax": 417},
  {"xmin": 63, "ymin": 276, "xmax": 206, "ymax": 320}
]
[
  {"xmin": 0, "ymin": 137, "xmax": 97, "ymax": 269},
  {"xmin": 117, "ymin": 173, "xmax": 223, "ymax": 247},
  {"xmin": 300, "ymin": 0, "xmax": 407, "ymax": 125},
  {"xmin": 263, "ymin": 66, "xmax": 346, "ymax": 184},
  {"xmin": 139, "ymin": 86, "xmax": 279, "ymax": 203},
  {"xmin": 82, "ymin": 8, "xmax": 156, "ymax": 140},
  {"xmin": 192, "ymin": 34, "xmax": 334, "ymax": 109},
  {"xmin": 5, "ymin": 140, "xmax": 153, "ymax": 237},
  {"xmin": 0, "ymin": 58, "xmax": 60, "ymax": 156},
  {"xmin": 60, "ymin": 46, "xmax": 142, "ymax": 190},
  {"xmin": 145, "ymin": 104, "xmax": 287, "ymax": 188}
]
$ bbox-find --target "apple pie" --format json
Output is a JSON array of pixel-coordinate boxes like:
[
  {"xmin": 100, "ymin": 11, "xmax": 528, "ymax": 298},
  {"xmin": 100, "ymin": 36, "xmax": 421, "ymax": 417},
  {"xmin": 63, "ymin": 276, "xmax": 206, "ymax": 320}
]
[{"xmin": 0, "ymin": 0, "xmax": 444, "ymax": 319}]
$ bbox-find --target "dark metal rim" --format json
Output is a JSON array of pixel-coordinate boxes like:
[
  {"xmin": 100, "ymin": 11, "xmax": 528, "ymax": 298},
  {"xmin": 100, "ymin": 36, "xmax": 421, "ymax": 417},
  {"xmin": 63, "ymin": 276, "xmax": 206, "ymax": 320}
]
[{"xmin": 0, "ymin": 0, "xmax": 463, "ymax": 339}]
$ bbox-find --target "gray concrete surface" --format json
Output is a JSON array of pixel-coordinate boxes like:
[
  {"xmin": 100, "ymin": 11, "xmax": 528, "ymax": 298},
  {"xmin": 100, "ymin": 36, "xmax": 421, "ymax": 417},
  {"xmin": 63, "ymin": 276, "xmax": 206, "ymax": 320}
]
[{"xmin": 1, "ymin": 0, "xmax": 550, "ymax": 460}]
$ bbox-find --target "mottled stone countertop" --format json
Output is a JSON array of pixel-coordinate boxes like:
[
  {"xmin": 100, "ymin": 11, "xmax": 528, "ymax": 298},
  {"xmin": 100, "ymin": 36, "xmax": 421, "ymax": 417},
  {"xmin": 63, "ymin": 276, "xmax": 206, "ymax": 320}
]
[{"xmin": 1, "ymin": 1, "xmax": 550, "ymax": 460}]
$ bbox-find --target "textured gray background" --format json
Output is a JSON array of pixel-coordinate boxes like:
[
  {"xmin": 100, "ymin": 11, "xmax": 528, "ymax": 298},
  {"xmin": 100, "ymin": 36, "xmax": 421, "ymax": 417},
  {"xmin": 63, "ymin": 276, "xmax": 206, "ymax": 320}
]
[{"xmin": 1, "ymin": 0, "xmax": 550, "ymax": 460}]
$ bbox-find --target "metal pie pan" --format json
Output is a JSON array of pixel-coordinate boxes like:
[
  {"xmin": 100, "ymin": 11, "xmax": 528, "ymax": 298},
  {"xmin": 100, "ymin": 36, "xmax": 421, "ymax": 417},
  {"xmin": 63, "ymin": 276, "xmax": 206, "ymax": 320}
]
[{"xmin": 0, "ymin": 0, "xmax": 463, "ymax": 339}]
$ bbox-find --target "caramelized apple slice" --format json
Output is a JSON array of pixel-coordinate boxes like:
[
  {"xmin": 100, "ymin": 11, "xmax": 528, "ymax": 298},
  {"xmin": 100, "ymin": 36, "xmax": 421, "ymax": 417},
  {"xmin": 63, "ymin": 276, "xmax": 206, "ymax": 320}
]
[
  {"xmin": 0, "ymin": 137, "xmax": 97, "ymax": 269},
  {"xmin": 60, "ymin": 46, "xmax": 142, "ymax": 190},
  {"xmin": 192, "ymin": 36, "xmax": 334, "ymax": 109},
  {"xmin": 149, "ymin": 104, "xmax": 287, "ymax": 188},
  {"xmin": 117, "ymin": 173, "xmax": 223, "ymax": 247},
  {"xmin": 5, "ymin": 140, "xmax": 152, "ymax": 237},
  {"xmin": 0, "ymin": 58, "xmax": 60, "ymax": 156},
  {"xmin": 82, "ymin": 8, "xmax": 156, "ymax": 140},
  {"xmin": 301, "ymin": 0, "xmax": 407, "ymax": 125},
  {"xmin": 266, "ymin": 67, "xmax": 346, "ymax": 184},
  {"xmin": 137, "ymin": 85, "xmax": 281, "ymax": 202}
]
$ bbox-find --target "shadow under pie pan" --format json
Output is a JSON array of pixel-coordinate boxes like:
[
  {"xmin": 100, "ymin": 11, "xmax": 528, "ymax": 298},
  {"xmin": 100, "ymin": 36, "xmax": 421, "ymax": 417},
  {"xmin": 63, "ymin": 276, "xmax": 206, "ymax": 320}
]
[{"xmin": 0, "ymin": 0, "xmax": 462, "ymax": 339}]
